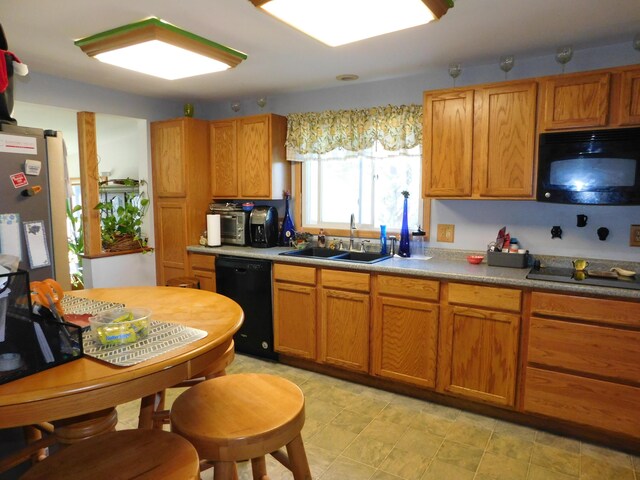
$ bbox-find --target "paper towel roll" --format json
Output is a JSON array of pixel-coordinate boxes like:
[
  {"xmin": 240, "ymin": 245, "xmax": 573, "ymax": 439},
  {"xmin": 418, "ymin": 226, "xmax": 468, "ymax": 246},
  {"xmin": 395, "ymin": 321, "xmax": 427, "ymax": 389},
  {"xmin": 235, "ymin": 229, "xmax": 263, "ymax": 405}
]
[{"xmin": 206, "ymin": 214, "xmax": 221, "ymax": 247}]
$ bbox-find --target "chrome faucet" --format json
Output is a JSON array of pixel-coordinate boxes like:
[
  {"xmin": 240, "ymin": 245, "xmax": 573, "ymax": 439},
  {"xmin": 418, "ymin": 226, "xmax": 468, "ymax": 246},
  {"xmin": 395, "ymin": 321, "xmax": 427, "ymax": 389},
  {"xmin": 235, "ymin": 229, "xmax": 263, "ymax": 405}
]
[{"xmin": 349, "ymin": 213, "xmax": 357, "ymax": 251}]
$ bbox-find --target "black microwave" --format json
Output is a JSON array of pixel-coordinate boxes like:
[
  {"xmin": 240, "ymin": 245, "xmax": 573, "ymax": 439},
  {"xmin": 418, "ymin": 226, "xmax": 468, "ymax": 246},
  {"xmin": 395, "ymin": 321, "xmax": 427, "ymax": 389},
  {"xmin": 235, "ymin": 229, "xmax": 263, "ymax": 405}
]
[{"xmin": 537, "ymin": 127, "xmax": 640, "ymax": 205}]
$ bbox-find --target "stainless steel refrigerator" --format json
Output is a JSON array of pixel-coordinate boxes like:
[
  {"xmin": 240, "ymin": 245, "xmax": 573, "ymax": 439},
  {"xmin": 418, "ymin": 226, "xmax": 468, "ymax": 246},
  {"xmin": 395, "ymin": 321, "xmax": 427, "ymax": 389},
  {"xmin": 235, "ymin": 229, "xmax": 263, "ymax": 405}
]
[{"xmin": 0, "ymin": 123, "xmax": 70, "ymax": 289}]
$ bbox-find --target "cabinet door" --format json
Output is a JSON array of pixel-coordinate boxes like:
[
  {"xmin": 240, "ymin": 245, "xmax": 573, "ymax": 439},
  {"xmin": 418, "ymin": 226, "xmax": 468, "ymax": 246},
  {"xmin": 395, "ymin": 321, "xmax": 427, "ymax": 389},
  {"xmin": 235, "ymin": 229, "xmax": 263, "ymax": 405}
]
[
  {"xmin": 475, "ymin": 81, "xmax": 537, "ymax": 197},
  {"xmin": 154, "ymin": 200, "xmax": 188, "ymax": 285},
  {"xmin": 210, "ymin": 120, "xmax": 238, "ymax": 198},
  {"xmin": 189, "ymin": 253, "xmax": 216, "ymax": 292},
  {"xmin": 438, "ymin": 306, "xmax": 520, "ymax": 406},
  {"xmin": 617, "ymin": 67, "xmax": 640, "ymax": 126},
  {"xmin": 539, "ymin": 72, "xmax": 610, "ymax": 130},
  {"xmin": 273, "ymin": 282, "xmax": 317, "ymax": 359},
  {"xmin": 372, "ymin": 296, "xmax": 438, "ymax": 388},
  {"xmin": 423, "ymin": 89, "xmax": 474, "ymax": 197},
  {"xmin": 150, "ymin": 120, "xmax": 187, "ymax": 197},
  {"xmin": 238, "ymin": 115, "xmax": 271, "ymax": 198},
  {"xmin": 319, "ymin": 288, "xmax": 370, "ymax": 373}
]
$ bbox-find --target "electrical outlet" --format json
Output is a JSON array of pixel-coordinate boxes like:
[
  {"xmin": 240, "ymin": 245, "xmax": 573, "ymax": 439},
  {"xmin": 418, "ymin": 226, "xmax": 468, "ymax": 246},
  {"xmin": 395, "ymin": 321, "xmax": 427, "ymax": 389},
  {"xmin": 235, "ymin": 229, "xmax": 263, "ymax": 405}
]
[
  {"xmin": 437, "ymin": 224, "xmax": 455, "ymax": 243},
  {"xmin": 630, "ymin": 224, "xmax": 640, "ymax": 247}
]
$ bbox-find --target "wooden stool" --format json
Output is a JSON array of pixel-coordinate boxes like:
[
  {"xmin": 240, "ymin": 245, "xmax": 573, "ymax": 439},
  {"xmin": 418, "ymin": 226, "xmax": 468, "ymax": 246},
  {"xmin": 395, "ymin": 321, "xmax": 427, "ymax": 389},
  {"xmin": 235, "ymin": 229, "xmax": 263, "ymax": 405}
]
[
  {"xmin": 138, "ymin": 340, "xmax": 236, "ymax": 429},
  {"xmin": 21, "ymin": 429, "xmax": 200, "ymax": 480},
  {"xmin": 166, "ymin": 276, "xmax": 200, "ymax": 289},
  {"xmin": 170, "ymin": 373, "xmax": 312, "ymax": 480}
]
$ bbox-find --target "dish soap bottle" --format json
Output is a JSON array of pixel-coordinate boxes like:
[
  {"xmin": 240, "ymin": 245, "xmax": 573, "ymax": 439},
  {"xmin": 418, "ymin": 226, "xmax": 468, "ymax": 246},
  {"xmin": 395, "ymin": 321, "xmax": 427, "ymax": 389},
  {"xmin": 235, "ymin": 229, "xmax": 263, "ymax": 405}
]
[{"xmin": 317, "ymin": 229, "xmax": 326, "ymax": 248}]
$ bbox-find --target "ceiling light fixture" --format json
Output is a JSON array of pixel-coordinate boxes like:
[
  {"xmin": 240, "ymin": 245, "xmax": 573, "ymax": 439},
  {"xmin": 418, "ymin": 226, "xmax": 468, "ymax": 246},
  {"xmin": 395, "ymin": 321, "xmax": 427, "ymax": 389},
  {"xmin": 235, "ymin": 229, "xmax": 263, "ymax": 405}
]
[
  {"xmin": 249, "ymin": 0, "xmax": 452, "ymax": 47},
  {"xmin": 74, "ymin": 17, "xmax": 247, "ymax": 80}
]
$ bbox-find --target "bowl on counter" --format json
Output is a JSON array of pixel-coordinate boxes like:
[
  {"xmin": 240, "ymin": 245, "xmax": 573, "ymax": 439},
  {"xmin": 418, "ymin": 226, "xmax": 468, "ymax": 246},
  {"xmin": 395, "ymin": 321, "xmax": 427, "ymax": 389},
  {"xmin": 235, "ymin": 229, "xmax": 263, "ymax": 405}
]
[
  {"xmin": 466, "ymin": 255, "xmax": 484, "ymax": 265},
  {"xmin": 89, "ymin": 307, "xmax": 151, "ymax": 347}
]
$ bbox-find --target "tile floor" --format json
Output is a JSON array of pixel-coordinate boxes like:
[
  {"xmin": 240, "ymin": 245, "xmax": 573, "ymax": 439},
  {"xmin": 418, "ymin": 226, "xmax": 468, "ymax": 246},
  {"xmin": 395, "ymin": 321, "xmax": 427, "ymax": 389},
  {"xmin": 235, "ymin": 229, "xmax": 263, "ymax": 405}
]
[{"xmin": 116, "ymin": 354, "xmax": 640, "ymax": 480}]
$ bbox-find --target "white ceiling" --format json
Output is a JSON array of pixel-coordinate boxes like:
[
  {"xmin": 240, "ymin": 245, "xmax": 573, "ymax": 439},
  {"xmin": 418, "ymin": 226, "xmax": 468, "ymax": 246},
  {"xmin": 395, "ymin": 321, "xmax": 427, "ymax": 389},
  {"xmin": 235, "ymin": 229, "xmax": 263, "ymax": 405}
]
[{"xmin": 2, "ymin": 0, "xmax": 640, "ymax": 102}]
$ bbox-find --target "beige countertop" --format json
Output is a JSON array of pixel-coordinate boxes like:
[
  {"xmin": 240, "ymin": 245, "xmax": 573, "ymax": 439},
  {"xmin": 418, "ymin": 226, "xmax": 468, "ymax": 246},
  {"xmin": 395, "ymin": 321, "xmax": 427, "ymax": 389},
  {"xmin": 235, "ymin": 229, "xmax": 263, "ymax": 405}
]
[{"xmin": 187, "ymin": 244, "xmax": 640, "ymax": 301}]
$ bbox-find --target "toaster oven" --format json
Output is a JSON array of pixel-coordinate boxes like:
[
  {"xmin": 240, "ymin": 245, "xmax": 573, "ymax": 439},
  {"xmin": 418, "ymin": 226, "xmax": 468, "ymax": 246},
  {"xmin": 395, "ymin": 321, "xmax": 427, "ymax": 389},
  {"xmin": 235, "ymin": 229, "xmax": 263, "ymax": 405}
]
[{"xmin": 209, "ymin": 203, "xmax": 250, "ymax": 246}]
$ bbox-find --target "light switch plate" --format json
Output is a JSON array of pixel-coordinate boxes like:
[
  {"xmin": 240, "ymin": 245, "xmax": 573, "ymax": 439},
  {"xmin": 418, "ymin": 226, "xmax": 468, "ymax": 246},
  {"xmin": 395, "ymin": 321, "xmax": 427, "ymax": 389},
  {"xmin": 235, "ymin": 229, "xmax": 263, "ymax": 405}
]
[
  {"xmin": 630, "ymin": 225, "xmax": 640, "ymax": 246},
  {"xmin": 437, "ymin": 224, "xmax": 455, "ymax": 243}
]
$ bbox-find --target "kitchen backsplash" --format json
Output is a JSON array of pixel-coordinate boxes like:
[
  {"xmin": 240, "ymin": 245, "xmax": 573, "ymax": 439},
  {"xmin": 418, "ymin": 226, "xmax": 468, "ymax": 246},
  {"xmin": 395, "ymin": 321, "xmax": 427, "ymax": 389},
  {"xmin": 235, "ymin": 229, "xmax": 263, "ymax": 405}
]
[{"xmin": 429, "ymin": 200, "xmax": 640, "ymax": 263}]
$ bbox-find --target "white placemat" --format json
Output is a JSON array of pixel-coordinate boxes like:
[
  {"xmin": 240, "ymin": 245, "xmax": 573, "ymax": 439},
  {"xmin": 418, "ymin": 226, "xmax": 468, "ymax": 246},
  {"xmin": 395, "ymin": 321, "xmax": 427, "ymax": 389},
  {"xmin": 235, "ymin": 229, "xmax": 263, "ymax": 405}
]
[{"xmin": 82, "ymin": 320, "xmax": 208, "ymax": 367}]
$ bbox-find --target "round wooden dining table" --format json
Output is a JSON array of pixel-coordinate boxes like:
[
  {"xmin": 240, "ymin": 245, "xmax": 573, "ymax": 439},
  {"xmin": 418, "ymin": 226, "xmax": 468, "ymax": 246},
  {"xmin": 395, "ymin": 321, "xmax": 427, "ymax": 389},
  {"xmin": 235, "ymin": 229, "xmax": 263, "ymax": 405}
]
[{"xmin": 0, "ymin": 286, "xmax": 243, "ymax": 442}]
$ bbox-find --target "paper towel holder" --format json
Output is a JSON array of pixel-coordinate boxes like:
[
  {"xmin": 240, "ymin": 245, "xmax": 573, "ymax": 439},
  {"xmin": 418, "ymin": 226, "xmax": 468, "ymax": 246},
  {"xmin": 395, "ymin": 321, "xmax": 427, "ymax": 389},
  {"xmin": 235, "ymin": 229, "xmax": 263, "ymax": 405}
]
[{"xmin": 206, "ymin": 214, "xmax": 222, "ymax": 247}]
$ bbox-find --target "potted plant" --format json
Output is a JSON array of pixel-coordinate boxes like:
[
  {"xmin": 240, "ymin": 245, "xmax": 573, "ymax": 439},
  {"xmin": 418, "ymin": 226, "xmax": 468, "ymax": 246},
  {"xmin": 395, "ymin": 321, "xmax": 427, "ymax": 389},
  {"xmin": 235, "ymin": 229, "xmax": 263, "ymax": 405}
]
[
  {"xmin": 94, "ymin": 178, "xmax": 151, "ymax": 253},
  {"xmin": 292, "ymin": 230, "xmax": 312, "ymax": 249}
]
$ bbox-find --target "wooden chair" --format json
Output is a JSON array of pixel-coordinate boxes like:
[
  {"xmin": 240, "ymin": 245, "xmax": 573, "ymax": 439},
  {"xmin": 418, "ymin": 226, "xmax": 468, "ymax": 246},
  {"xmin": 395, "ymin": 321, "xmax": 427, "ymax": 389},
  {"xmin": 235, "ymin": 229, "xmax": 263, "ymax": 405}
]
[
  {"xmin": 20, "ymin": 429, "xmax": 200, "ymax": 480},
  {"xmin": 170, "ymin": 373, "xmax": 312, "ymax": 480},
  {"xmin": 138, "ymin": 339, "xmax": 235, "ymax": 429}
]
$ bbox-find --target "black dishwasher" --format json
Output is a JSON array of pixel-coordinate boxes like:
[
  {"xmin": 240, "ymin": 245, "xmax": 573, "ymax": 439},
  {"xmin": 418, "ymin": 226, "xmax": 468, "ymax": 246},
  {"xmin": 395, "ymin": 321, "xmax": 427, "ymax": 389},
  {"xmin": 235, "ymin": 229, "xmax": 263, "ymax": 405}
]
[{"xmin": 215, "ymin": 255, "xmax": 278, "ymax": 360}]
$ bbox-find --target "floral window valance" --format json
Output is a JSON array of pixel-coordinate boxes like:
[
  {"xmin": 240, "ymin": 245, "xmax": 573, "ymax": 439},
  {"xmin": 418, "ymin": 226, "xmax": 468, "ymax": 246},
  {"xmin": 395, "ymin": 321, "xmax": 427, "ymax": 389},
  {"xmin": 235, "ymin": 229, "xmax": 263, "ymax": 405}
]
[{"xmin": 286, "ymin": 104, "xmax": 423, "ymax": 155}]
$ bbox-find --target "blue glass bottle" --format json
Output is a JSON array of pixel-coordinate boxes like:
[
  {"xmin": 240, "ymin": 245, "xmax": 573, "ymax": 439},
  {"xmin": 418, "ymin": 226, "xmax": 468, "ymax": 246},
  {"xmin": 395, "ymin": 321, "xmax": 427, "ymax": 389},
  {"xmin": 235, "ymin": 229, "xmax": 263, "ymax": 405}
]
[
  {"xmin": 398, "ymin": 193, "xmax": 411, "ymax": 257},
  {"xmin": 279, "ymin": 193, "xmax": 295, "ymax": 246},
  {"xmin": 380, "ymin": 225, "xmax": 387, "ymax": 254}
]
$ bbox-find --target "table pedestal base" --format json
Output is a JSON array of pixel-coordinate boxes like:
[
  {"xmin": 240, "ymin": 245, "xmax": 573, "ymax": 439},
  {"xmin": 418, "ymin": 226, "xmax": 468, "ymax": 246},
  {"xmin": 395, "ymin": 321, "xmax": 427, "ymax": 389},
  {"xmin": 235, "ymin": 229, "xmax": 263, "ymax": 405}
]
[{"xmin": 53, "ymin": 408, "xmax": 118, "ymax": 445}]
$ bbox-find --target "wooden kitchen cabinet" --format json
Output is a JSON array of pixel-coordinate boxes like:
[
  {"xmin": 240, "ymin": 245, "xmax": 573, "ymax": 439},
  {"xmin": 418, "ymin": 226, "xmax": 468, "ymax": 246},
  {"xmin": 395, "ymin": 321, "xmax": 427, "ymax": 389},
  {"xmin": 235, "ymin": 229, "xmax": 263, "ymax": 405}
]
[
  {"xmin": 538, "ymin": 71, "xmax": 611, "ymax": 131},
  {"xmin": 319, "ymin": 269, "xmax": 370, "ymax": 373},
  {"xmin": 272, "ymin": 263, "xmax": 317, "ymax": 360},
  {"xmin": 523, "ymin": 291, "xmax": 640, "ymax": 438},
  {"xmin": 210, "ymin": 114, "xmax": 289, "ymax": 199},
  {"xmin": 151, "ymin": 118, "xmax": 209, "ymax": 285},
  {"xmin": 423, "ymin": 89, "xmax": 474, "ymax": 197},
  {"xmin": 423, "ymin": 80, "xmax": 537, "ymax": 199},
  {"xmin": 210, "ymin": 120, "xmax": 238, "ymax": 198},
  {"xmin": 615, "ymin": 65, "xmax": 640, "ymax": 126},
  {"xmin": 372, "ymin": 275, "xmax": 440, "ymax": 388},
  {"xmin": 188, "ymin": 252, "xmax": 216, "ymax": 292},
  {"xmin": 437, "ymin": 283, "xmax": 521, "ymax": 407}
]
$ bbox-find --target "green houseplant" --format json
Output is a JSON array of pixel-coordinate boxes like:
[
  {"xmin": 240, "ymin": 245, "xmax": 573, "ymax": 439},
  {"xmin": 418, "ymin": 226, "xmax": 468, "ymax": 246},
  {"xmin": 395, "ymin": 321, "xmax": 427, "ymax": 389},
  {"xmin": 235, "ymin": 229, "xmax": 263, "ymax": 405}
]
[{"xmin": 94, "ymin": 178, "xmax": 151, "ymax": 252}]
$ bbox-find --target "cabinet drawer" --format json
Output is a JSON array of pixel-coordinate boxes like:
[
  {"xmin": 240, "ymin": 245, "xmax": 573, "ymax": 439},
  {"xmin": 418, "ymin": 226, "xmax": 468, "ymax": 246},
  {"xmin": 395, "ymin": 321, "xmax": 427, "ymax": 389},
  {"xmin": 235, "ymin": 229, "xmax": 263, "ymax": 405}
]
[
  {"xmin": 448, "ymin": 283, "xmax": 521, "ymax": 312},
  {"xmin": 321, "ymin": 269, "xmax": 370, "ymax": 293},
  {"xmin": 531, "ymin": 292, "xmax": 640, "ymax": 328},
  {"xmin": 273, "ymin": 263, "xmax": 316, "ymax": 285},
  {"xmin": 189, "ymin": 253, "xmax": 214, "ymax": 271},
  {"xmin": 376, "ymin": 275, "xmax": 439, "ymax": 301},
  {"xmin": 529, "ymin": 317, "xmax": 640, "ymax": 384},
  {"xmin": 524, "ymin": 367, "xmax": 640, "ymax": 438}
]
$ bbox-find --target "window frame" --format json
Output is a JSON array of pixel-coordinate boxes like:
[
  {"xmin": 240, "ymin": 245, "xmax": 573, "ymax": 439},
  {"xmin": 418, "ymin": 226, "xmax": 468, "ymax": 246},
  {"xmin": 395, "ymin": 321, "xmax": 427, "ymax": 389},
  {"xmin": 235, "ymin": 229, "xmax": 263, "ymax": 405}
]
[{"xmin": 292, "ymin": 162, "xmax": 430, "ymax": 240}]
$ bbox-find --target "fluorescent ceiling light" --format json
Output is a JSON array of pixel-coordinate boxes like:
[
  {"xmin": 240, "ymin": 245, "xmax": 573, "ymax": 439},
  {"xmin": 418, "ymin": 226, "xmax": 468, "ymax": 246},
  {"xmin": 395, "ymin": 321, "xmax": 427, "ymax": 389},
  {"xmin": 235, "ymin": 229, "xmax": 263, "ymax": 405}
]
[
  {"xmin": 75, "ymin": 17, "xmax": 247, "ymax": 80},
  {"xmin": 251, "ymin": 0, "xmax": 452, "ymax": 47}
]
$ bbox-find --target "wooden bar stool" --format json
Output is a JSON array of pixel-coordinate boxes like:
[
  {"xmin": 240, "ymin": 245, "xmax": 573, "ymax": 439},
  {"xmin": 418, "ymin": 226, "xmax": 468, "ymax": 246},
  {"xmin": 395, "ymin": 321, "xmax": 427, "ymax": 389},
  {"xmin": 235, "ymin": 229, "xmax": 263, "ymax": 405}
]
[
  {"xmin": 138, "ymin": 340, "xmax": 236, "ymax": 429},
  {"xmin": 21, "ymin": 429, "xmax": 200, "ymax": 480},
  {"xmin": 170, "ymin": 373, "xmax": 312, "ymax": 480}
]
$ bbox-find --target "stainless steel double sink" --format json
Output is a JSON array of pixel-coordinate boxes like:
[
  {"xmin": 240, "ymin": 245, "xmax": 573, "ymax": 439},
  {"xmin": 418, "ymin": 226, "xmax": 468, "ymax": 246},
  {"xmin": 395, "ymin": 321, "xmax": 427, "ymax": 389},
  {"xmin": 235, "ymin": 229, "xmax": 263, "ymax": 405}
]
[{"xmin": 279, "ymin": 247, "xmax": 391, "ymax": 264}]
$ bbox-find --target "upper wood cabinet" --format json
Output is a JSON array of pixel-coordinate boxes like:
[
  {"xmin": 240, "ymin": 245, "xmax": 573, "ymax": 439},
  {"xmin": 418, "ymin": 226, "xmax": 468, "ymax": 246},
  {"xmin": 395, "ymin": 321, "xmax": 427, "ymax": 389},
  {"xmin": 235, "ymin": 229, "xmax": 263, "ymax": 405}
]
[
  {"xmin": 210, "ymin": 120, "xmax": 238, "ymax": 198},
  {"xmin": 151, "ymin": 118, "xmax": 210, "ymax": 285},
  {"xmin": 210, "ymin": 114, "xmax": 290, "ymax": 199},
  {"xmin": 539, "ymin": 65, "xmax": 640, "ymax": 131},
  {"xmin": 539, "ymin": 71, "xmax": 611, "ymax": 131},
  {"xmin": 474, "ymin": 82, "xmax": 538, "ymax": 197},
  {"xmin": 423, "ymin": 80, "xmax": 537, "ymax": 199},
  {"xmin": 423, "ymin": 89, "xmax": 474, "ymax": 197},
  {"xmin": 615, "ymin": 65, "xmax": 640, "ymax": 126}
]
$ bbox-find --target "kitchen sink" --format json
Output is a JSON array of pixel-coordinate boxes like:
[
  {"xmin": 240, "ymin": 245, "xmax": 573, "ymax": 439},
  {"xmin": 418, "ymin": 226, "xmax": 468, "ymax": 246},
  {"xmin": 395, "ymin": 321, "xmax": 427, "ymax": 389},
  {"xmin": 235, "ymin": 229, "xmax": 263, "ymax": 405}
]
[
  {"xmin": 331, "ymin": 251, "xmax": 391, "ymax": 263},
  {"xmin": 279, "ymin": 247, "xmax": 392, "ymax": 264},
  {"xmin": 280, "ymin": 247, "xmax": 343, "ymax": 258}
]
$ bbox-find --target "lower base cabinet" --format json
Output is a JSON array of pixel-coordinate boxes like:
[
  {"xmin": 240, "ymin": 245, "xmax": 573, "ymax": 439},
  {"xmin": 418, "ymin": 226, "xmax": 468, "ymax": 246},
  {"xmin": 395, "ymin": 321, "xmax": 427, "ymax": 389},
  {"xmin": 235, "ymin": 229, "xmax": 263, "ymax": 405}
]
[
  {"xmin": 273, "ymin": 264, "xmax": 317, "ymax": 360},
  {"xmin": 319, "ymin": 270, "xmax": 370, "ymax": 373},
  {"xmin": 188, "ymin": 253, "xmax": 216, "ymax": 292},
  {"xmin": 372, "ymin": 275, "xmax": 440, "ymax": 388},
  {"xmin": 437, "ymin": 283, "xmax": 521, "ymax": 407}
]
